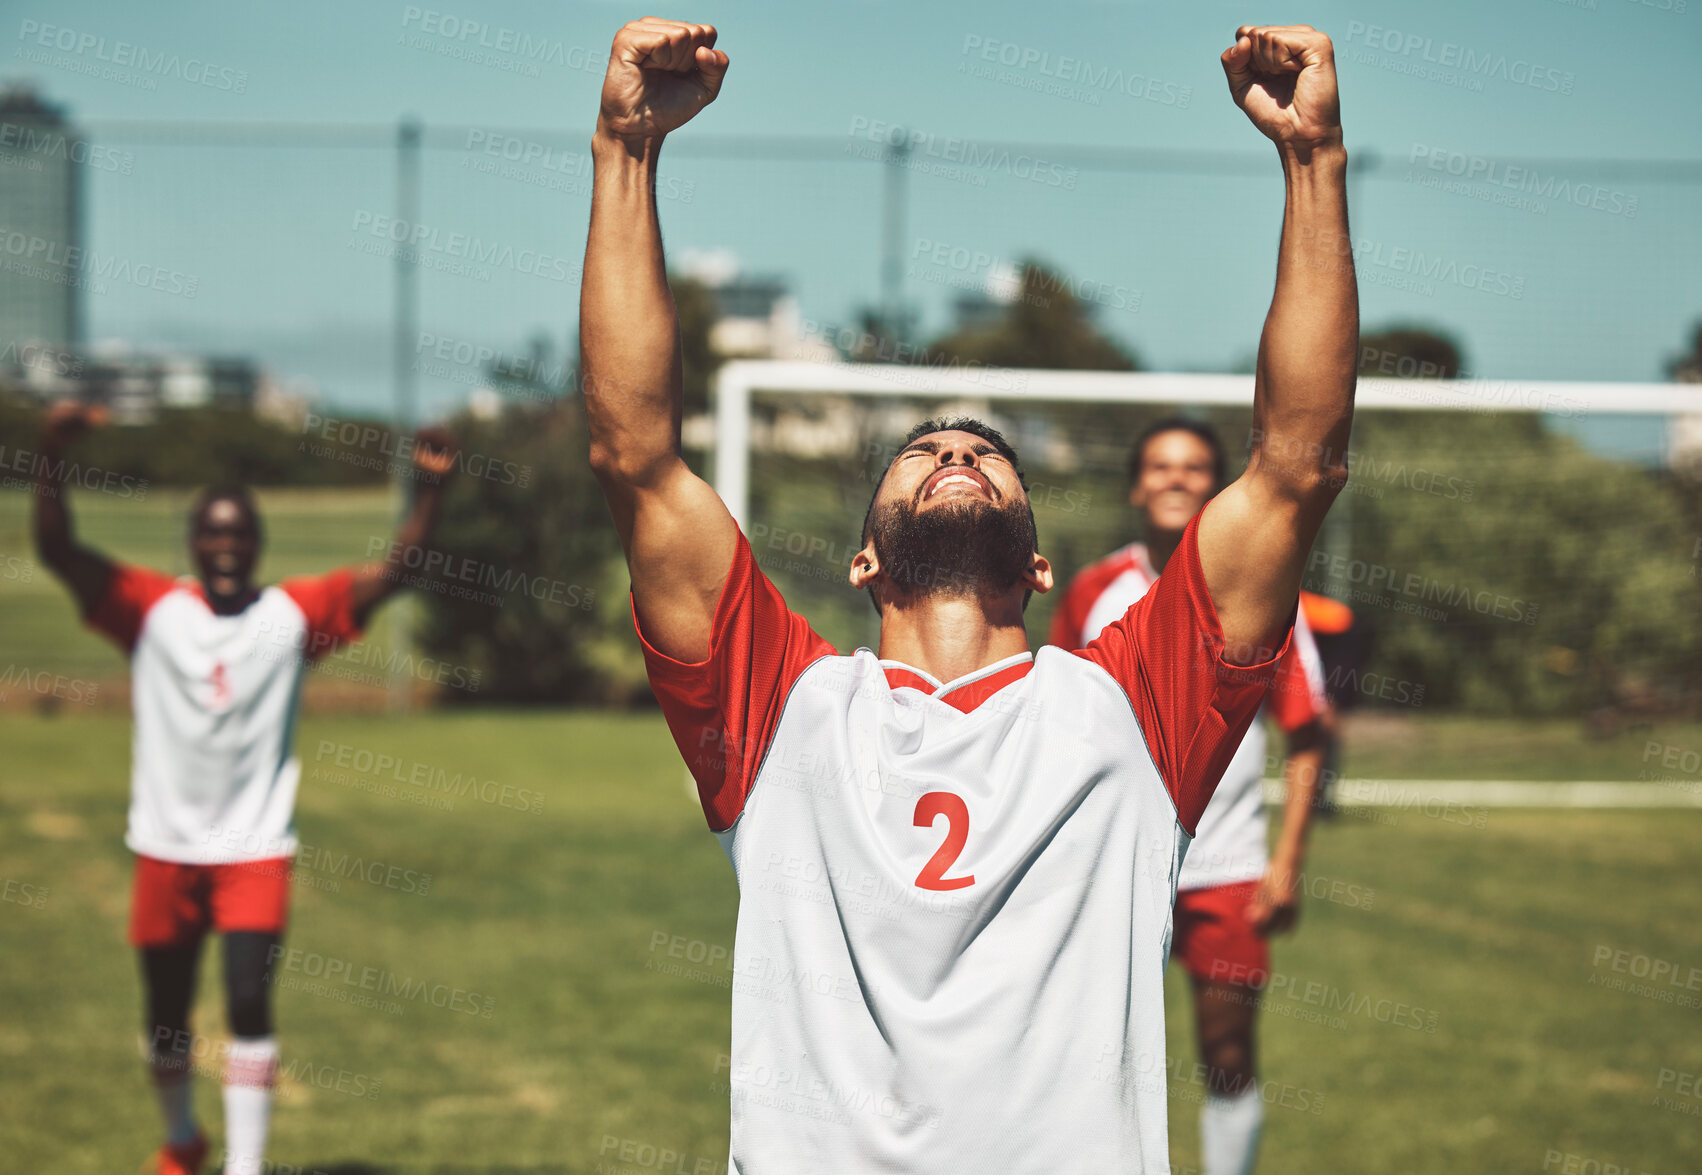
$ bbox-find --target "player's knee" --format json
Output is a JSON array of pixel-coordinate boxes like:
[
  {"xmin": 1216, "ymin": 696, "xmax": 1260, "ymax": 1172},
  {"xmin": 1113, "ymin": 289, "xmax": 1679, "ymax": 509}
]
[{"xmin": 226, "ymin": 965, "xmax": 274, "ymax": 1036}]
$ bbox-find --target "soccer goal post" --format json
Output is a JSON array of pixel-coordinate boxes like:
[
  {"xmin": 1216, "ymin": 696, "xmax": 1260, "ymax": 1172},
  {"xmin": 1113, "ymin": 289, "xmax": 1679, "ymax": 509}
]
[{"xmin": 711, "ymin": 359, "xmax": 1696, "ymax": 529}]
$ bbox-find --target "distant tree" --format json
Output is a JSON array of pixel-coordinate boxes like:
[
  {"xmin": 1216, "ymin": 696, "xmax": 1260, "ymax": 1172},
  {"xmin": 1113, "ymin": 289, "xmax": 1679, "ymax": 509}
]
[
  {"xmin": 925, "ymin": 260, "xmax": 1139, "ymax": 371},
  {"xmin": 1357, "ymin": 325, "xmax": 1464, "ymax": 380},
  {"xmin": 1665, "ymin": 320, "xmax": 1702, "ymax": 383}
]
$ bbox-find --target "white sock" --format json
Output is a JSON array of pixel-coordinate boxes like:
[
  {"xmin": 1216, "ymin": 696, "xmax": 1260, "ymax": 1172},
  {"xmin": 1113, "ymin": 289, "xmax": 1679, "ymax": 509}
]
[
  {"xmin": 149, "ymin": 1047, "xmax": 199, "ymax": 1146},
  {"xmin": 1201, "ymin": 1085, "xmax": 1265, "ymax": 1175},
  {"xmin": 222, "ymin": 1036, "xmax": 279, "ymax": 1175}
]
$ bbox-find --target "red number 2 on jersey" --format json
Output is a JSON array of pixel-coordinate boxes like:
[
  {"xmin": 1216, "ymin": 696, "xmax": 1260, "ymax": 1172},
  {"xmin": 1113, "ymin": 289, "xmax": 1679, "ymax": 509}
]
[{"xmin": 913, "ymin": 792, "xmax": 975, "ymax": 891}]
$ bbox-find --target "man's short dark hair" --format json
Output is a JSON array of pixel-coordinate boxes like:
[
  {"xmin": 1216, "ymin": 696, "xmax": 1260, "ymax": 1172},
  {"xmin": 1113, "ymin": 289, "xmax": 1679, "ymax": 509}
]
[{"xmin": 1127, "ymin": 417, "xmax": 1226, "ymax": 489}]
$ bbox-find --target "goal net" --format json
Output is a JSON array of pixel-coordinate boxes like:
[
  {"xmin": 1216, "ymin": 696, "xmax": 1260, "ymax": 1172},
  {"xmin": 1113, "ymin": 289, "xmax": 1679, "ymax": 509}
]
[{"xmin": 712, "ymin": 359, "xmax": 1702, "ymax": 725}]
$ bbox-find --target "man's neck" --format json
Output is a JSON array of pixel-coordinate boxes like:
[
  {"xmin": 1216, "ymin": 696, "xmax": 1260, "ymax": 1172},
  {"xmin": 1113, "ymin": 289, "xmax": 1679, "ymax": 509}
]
[
  {"xmin": 875, "ymin": 592, "xmax": 1031, "ymax": 685},
  {"xmin": 1144, "ymin": 527, "xmax": 1185, "ymax": 575}
]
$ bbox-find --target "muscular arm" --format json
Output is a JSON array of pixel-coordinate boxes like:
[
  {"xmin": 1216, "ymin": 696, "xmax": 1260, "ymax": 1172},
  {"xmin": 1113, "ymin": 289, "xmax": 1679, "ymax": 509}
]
[
  {"xmin": 32, "ymin": 404, "xmax": 114, "ymax": 615},
  {"xmin": 582, "ymin": 19, "xmax": 732, "ymax": 664},
  {"xmin": 1197, "ymin": 26, "xmax": 1357, "ymax": 664}
]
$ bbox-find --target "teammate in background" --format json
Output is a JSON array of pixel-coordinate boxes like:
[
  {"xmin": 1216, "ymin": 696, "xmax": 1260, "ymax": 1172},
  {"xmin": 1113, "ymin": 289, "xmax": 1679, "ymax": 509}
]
[
  {"xmin": 1299, "ymin": 590, "xmax": 1363, "ymax": 815},
  {"xmin": 1050, "ymin": 419, "xmax": 1331, "ymax": 1175},
  {"xmin": 581, "ymin": 19, "xmax": 1354, "ymax": 1169},
  {"xmin": 31, "ymin": 402, "xmax": 456, "ymax": 1175}
]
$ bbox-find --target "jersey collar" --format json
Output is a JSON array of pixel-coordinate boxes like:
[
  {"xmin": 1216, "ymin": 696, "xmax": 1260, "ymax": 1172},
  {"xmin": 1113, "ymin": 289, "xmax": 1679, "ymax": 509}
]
[{"xmin": 878, "ymin": 651, "xmax": 1034, "ymax": 714}]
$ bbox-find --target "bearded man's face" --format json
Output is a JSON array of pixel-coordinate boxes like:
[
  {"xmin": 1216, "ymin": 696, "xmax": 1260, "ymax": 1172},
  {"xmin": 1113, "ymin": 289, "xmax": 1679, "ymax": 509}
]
[{"xmin": 861, "ymin": 430, "xmax": 1037, "ymax": 600}]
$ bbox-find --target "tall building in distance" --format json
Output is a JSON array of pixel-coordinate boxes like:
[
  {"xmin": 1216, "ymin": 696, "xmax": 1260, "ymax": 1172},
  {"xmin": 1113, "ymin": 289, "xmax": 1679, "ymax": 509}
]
[{"xmin": 0, "ymin": 83, "xmax": 82, "ymax": 359}]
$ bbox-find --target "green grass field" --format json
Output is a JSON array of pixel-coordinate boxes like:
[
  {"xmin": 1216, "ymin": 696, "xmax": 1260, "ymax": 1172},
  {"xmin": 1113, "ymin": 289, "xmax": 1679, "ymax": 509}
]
[{"xmin": 3, "ymin": 709, "xmax": 1699, "ymax": 1174}]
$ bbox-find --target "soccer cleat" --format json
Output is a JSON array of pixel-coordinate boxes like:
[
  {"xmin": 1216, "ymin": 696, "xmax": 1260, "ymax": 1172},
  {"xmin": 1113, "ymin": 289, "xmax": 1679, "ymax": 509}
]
[{"xmin": 148, "ymin": 1132, "xmax": 208, "ymax": 1175}]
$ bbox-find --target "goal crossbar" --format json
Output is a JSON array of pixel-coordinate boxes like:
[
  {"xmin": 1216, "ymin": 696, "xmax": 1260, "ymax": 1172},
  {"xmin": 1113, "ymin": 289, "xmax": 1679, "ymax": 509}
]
[{"xmin": 712, "ymin": 360, "xmax": 1695, "ymax": 527}]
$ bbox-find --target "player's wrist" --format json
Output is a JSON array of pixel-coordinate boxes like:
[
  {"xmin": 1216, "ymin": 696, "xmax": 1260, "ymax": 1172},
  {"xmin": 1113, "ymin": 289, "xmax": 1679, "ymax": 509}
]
[
  {"xmin": 593, "ymin": 121, "xmax": 666, "ymax": 163},
  {"xmin": 1277, "ymin": 137, "xmax": 1347, "ymax": 173}
]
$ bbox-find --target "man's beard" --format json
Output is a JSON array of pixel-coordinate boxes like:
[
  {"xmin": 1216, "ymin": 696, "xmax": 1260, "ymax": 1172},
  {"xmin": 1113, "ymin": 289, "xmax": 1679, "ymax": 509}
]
[{"xmin": 868, "ymin": 495, "xmax": 1035, "ymax": 600}]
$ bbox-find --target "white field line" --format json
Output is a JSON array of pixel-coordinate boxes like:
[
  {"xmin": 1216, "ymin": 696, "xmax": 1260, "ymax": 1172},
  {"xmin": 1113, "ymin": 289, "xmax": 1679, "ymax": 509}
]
[{"xmin": 1263, "ymin": 779, "xmax": 1702, "ymax": 809}]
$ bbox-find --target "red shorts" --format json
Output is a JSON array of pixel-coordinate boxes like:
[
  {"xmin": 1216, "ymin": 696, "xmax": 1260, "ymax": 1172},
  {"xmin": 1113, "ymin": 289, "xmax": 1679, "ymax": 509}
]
[
  {"xmin": 1172, "ymin": 880, "xmax": 1269, "ymax": 989},
  {"xmin": 128, "ymin": 855, "xmax": 293, "ymax": 949}
]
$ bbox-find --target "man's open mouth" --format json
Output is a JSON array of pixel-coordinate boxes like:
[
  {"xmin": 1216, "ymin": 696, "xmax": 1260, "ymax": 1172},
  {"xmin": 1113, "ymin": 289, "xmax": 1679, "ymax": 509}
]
[{"xmin": 921, "ymin": 468, "xmax": 993, "ymax": 502}]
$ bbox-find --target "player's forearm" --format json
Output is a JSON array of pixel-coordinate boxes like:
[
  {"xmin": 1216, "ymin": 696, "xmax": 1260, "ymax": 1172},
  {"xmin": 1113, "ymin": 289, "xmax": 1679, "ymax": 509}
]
[
  {"xmin": 582, "ymin": 127, "xmax": 684, "ymax": 491},
  {"xmin": 1249, "ymin": 145, "xmax": 1357, "ymax": 503},
  {"xmin": 31, "ymin": 439, "xmax": 77, "ymax": 568},
  {"xmin": 1271, "ymin": 742, "xmax": 1325, "ymax": 873}
]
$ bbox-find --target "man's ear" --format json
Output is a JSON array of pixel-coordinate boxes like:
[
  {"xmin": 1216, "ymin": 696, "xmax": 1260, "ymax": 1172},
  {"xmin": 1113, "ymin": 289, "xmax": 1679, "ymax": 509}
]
[
  {"xmin": 849, "ymin": 541, "xmax": 881, "ymax": 592},
  {"xmin": 1127, "ymin": 483, "xmax": 1143, "ymax": 509},
  {"xmin": 1024, "ymin": 551, "xmax": 1054, "ymax": 595}
]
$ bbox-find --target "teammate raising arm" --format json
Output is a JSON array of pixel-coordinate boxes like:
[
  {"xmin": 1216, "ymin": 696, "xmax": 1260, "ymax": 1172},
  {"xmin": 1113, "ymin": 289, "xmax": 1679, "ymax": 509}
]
[
  {"xmin": 581, "ymin": 20, "xmax": 1354, "ymax": 1171},
  {"xmin": 32, "ymin": 402, "xmax": 456, "ymax": 1175}
]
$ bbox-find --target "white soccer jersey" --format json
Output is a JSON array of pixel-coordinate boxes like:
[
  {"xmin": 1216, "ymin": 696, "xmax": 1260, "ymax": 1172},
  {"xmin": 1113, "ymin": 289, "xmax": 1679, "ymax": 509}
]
[
  {"xmin": 85, "ymin": 563, "xmax": 362, "ymax": 865},
  {"xmin": 1050, "ymin": 542, "xmax": 1328, "ymax": 892},
  {"xmin": 638, "ymin": 516, "xmax": 1289, "ymax": 1172}
]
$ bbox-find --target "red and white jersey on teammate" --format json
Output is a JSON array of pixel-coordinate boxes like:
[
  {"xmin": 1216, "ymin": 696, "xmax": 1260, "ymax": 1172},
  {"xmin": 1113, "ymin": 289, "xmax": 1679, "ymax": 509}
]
[
  {"xmin": 85, "ymin": 564, "xmax": 362, "ymax": 865},
  {"xmin": 1049, "ymin": 541, "xmax": 1327, "ymax": 892},
  {"xmin": 638, "ymin": 516, "xmax": 1290, "ymax": 1172}
]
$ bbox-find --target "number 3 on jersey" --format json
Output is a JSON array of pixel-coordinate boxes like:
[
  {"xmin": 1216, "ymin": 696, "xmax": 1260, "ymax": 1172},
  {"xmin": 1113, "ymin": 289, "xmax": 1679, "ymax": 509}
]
[{"xmin": 913, "ymin": 792, "xmax": 975, "ymax": 891}]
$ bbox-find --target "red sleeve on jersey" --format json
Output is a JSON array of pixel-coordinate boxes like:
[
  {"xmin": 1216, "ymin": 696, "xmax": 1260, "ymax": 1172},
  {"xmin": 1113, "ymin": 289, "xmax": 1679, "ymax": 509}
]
[
  {"xmin": 280, "ymin": 570, "xmax": 364, "ymax": 664},
  {"xmin": 634, "ymin": 533, "xmax": 836, "ymax": 832},
  {"xmin": 1074, "ymin": 515, "xmax": 1292, "ymax": 835},
  {"xmin": 1267, "ymin": 611, "xmax": 1330, "ymax": 733},
  {"xmin": 1046, "ymin": 549, "xmax": 1133, "ymax": 651},
  {"xmin": 85, "ymin": 564, "xmax": 181, "ymax": 653}
]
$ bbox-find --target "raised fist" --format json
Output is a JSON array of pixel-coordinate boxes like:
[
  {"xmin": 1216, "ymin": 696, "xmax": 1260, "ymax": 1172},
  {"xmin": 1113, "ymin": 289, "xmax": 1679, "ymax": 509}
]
[
  {"xmin": 599, "ymin": 18, "xmax": 728, "ymax": 143},
  {"xmin": 1221, "ymin": 26, "xmax": 1342, "ymax": 152},
  {"xmin": 40, "ymin": 400, "xmax": 107, "ymax": 455},
  {"xmin": 412, "ymin": 425, "xmax": 458, "ymax": 484}
]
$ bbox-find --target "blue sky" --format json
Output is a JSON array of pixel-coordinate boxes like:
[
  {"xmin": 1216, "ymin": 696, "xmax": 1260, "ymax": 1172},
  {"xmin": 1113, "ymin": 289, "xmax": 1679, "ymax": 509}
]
[{"xmin": 6, "ymin": 0, "xmax": 1700, "ymax": 420}]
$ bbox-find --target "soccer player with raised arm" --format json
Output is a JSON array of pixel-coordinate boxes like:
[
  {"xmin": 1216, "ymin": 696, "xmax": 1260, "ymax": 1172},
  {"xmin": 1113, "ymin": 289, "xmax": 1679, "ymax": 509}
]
[
  {"xmin": 1050, "ymin": 418, "xmax": 1332, "ymax": 1175},
  {"xmin": 31, "ymin": 403, "xmax": 456, "ymax": 1175},
  {"xmin": 580, "ymin": 19, "xmax": 1356, "ymax": 1170}
]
